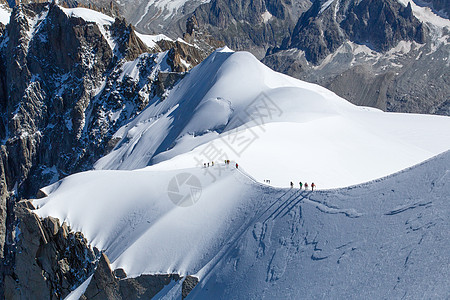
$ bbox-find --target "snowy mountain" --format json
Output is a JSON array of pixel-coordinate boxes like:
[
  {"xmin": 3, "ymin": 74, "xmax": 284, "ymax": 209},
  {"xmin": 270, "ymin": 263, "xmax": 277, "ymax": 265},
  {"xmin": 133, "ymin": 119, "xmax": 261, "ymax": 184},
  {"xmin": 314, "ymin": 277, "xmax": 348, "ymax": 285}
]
[
  {"xmin": 29, "ymin": 47, "xmax": 450, "ymax": 298},
  {"xmin": 33, "ymin": 141, "xmax": 450, "ymax": 299},
  {"xmin": 94, "ymin": 48, "xmax": 450, "ymax": 189},
  {"xmin": 78, "ymin": 0, "xmax": 211, "ymax": 35},
  {"xmin": 1, "ymin": 1, "xmax": 449, "ymax": 299},
  {"xmin": 263, "ymin": 0, "xmax": 450, "ymax": 115}
]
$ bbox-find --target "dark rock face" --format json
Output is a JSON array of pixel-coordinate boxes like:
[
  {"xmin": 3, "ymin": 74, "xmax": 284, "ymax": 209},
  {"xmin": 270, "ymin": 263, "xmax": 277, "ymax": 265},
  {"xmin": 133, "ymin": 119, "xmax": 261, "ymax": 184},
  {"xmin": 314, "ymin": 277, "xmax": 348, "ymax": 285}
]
[
  {"xmin": 80, "ymin": 252, "xmax": 198, "ymax": 300},
  {"xmin": 4, "ymin": 201, "xmax": 98, "ymax": 299},
  {"xmin": 111, "ymin": 17, "xmax": 149, "ymax": 60},
  {"xmin": 187, "ymin": 0, "xmax": 311, "ymax": 58},
  {"xmin": 0, "ymin": 3, "xmax": 212, "ymax": 298},
  {"xmin": 289, "ymin": 0, "xmax": 427, "ymax": 64}
]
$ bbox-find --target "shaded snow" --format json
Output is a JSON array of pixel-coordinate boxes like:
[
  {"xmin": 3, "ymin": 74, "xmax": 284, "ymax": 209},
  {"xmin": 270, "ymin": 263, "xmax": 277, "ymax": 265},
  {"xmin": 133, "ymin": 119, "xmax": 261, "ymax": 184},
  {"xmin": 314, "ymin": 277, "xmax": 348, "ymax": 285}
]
[{"xmin": 64, "ymin": 275, "xmax": 93, "ymax": 300}]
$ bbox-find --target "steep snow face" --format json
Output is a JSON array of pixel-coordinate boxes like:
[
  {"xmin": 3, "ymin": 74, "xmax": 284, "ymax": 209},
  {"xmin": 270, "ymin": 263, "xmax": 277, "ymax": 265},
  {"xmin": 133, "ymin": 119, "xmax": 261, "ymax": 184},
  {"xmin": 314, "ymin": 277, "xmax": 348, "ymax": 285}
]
[
  {"xmin": 188, "ymin": 151, "xmax": 450, "ymax": 299},
  {"xmin": 94, "ymin": 48, "xmax": 450, "ymax": 189},
  {"xmin": 34, "ymin": 151, "xmax": 450, "ymax": 298}
]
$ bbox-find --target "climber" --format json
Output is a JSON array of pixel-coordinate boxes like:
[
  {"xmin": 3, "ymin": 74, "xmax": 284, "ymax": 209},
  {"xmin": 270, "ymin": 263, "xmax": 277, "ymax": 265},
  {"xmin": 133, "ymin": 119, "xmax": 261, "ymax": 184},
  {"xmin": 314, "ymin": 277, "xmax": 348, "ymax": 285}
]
[
  {"xmin": 290, "ymin": 181, "xmax": 294, "ymax": 188},
  {"xmin": 305, "ymin": 182, "xmax": 309, "ymax": 190},
  {"xmin": 299, "ymin": 181, "xmax": 303, "ymax": 190},
  {"xmin": 311, "ymin": 182, "xmax": 316, "ymax": 191}
]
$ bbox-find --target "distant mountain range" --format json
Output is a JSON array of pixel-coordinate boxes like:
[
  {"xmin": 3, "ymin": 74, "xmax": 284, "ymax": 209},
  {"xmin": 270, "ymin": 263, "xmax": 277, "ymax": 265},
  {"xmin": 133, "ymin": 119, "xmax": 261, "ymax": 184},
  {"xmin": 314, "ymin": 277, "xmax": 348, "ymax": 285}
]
[{"xmin": 29, "ymin": 0, "xmax": 448, "ymax": 115}]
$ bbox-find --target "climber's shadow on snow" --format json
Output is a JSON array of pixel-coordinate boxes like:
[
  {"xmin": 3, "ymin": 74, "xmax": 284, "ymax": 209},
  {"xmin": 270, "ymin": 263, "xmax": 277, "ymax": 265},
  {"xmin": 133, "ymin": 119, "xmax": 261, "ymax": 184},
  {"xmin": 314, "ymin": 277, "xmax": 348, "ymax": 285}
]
[{"xmin": 262, "ymin": 190, "xmax": 312, "ymax": 223}]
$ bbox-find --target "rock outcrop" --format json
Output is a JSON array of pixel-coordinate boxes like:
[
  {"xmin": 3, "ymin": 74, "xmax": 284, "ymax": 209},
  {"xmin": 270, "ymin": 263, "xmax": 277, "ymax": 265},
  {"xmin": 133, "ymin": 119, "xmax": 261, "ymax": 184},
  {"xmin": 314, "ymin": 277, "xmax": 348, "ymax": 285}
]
[
  {"xmin": 81, "ymin": 252, "xmax": 198, "ymax": 300},
  {"xmin": 0, "ymin": 3, "xmax": 214, "ymax": 297},
  {"xmin": 4, "ymin": 201, "xmax": 98, "ymax": 299}
]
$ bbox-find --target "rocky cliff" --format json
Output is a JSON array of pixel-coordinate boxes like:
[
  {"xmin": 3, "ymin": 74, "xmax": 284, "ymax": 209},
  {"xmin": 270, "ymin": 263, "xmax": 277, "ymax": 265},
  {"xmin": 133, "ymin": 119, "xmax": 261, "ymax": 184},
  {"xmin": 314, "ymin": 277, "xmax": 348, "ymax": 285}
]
[
  {"xmin": 262, "ymin": 0, "xmax": 449, "ymax": 115},
  {"xmin": 4, "ymin": 200, "xmax": 98, "ymax": 299},
  {"xmin": 288, "ymin": 0, "xmax": 426, "ymax": 64},
  {"xmin": 0, "ymin": 3, "xmax": 213, "ymax": 297}
]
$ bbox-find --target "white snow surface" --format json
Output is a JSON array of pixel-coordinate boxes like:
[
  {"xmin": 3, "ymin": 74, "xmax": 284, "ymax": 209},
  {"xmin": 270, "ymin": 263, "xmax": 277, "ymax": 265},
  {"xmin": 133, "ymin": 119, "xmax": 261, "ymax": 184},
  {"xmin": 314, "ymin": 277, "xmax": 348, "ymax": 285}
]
[
  {"xmin": 33, "ymin": 48, "xmax": 450, "ymax": 299},
  {"xmin": 94, "ymin": 48, "xmax": 450, "ymax": 189},
  {"xmin": 319, "ymin": 0, "xmax": 337, "ymax": 14},
  {"xmin": 60, "ymin": 6, "xmax": 115, "ymax": 26},
  {"xmin": 0, "ymin": 5, "xmax": 10, "ymax": 25},
  {"xmin": 135, "ymin": 31, "xmax": 173, "ymax": 49},
  {"xmin": 35, "ymin": 150, "xmax": 450, "ymax": 298}
]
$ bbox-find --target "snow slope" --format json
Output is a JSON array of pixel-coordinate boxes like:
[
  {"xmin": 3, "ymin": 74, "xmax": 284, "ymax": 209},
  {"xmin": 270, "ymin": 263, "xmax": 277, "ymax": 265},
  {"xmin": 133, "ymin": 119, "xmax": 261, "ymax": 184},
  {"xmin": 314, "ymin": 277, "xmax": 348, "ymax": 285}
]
[
  {"xmin": 188, "ymin": 150, "xmax": 450, "ymax": 299},
  {"xmin": 94, "ymin": 47, "xmax": 450, "ymax": 189},
  {"xmin": 34, "ymin": 150, "xmax": 450, "ymax": 299},
  {"xmin": 135, "ymin": 31, "xmax": 173, "ymax": 49}
]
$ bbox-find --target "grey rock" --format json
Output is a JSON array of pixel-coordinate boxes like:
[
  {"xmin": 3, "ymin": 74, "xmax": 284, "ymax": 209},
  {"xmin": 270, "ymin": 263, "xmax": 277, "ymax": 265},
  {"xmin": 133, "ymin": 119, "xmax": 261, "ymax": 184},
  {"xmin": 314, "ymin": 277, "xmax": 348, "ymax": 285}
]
[
  {"xmin": 83, "ymin": 253, "xmax": 121, "ymax": 300},
  {"xmin": 82, "ymin": 252, "xmax": 190, "ymax": 300},
  {"xmin": 7, "ymin": 206, "xmax": 98, "ymax": 299},
  {"xmin": 113, "ymin": 268, "xmax": 126, "ymax": 280},
  {"xmin": 289, "ymin": 0, "xmax": 427, "ymax": 64},
  {"xmin": 182, "ymin": 275, "xmax": 199, "ymax": 299}
]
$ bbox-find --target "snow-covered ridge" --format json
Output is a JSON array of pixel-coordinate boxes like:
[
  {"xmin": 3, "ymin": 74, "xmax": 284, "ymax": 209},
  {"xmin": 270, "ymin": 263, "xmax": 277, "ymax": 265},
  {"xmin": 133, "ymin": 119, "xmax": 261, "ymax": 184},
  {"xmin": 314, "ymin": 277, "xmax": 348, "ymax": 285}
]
[
  {"xmin": 0, "ymin": 4, "xmax": 11, "ymax": 25},
  {"xmin": 135, "ymin": 31, "xmax": 172, "ymax": 49},
  {"xmin": 94, "ymin": 48, "xmax": 450, "ymax": 189},
  {"xmin": 34, "ymin": 149, "xmax": 450, "ymax": 298}
]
